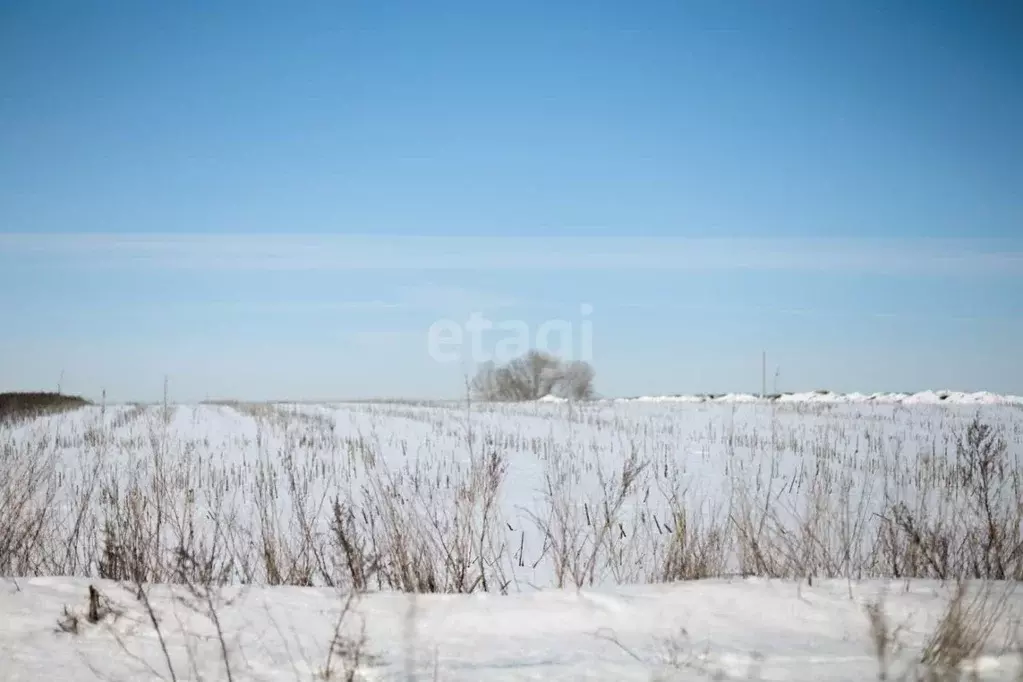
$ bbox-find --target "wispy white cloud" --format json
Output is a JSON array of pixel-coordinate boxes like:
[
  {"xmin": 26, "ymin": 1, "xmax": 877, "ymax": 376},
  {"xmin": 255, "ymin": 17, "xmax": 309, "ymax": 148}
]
[
  {"xmin": 2, "ymin": 234, "xmax": 1021, "ymax": 275},
  {"xmin": 127, "ymin": 285, "xmax": 520, "ymax": 316},
  {"xmin": 185, "ymin": 300, "xmax": 405, "ymax": 313},
  {"xmin": 340, "ymin": 329, "xmax": 424, "ymax": 349},
  {"xmin": 603, "ymin": 299, "xmax": 1023, "ymax": 321},
  {"xmin": 395, "ymin": 283, "xmax": 520, "ymax": 315}
]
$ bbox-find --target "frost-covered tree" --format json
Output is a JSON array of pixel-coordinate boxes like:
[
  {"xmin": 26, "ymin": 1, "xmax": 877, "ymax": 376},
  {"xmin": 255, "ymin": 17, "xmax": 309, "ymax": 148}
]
[{"xmin": 471, "ymin": 351, "xmax": 595, "ymax": 401}]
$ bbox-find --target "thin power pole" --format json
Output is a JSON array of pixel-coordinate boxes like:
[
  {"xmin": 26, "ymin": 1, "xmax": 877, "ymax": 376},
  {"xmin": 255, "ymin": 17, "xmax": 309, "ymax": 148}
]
[{"xmin": 761, "ymin": 351, "xmax": 766, "ymax": 398}]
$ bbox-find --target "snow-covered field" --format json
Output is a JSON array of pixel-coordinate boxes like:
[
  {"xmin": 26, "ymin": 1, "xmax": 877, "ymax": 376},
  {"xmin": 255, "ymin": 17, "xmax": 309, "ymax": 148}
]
[
  {"xmin": 4, "ymin": 576, "xmax": 1023, "ymax": 681},
  {"xmin": 2, "ymin": 398, "xmax": 1022, "ymax": 679}
]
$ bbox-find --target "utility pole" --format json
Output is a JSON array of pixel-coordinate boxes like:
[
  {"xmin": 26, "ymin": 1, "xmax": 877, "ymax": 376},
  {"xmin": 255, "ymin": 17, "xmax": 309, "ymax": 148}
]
[{"xmin": 761, "ymin": 351, "xmax": 767, "ymax": 398}]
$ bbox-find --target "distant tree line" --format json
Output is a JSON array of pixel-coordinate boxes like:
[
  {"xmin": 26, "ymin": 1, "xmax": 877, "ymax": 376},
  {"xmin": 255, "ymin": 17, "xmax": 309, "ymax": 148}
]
[
  {"xmin": 0, "ymin": 391, "xmax": 90, "ymax": 422},
  {"xmin": 470, "ymin": 350, "xmax": 596, "ymax": 402}
]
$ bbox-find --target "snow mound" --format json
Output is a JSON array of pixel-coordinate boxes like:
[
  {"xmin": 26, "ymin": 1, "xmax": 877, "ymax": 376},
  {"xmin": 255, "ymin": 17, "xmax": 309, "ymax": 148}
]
[
  {"xmin": 901, "ymin": 390, "xmax": 1008, "ymax": 405},
  {"xmin": 628, "ymin": 395, "xmax": 706, "ymax": 403},
  {"xmin": 616, "ymin": 391, "xmax": 1023, "ymax": 406},
  {"xmin": 537, "ymin": 394, "xmax": 568, "ymax": 403},
  {"xmin": 713, "ymin": 393, "xmax": 760, "ymax": 403}
]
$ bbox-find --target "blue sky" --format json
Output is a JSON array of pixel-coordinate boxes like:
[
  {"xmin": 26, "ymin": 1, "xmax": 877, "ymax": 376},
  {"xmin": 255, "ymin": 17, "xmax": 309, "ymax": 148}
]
[{"xmin": 1, "ymin": 1, "xmax": 1021, "ymax": 401}]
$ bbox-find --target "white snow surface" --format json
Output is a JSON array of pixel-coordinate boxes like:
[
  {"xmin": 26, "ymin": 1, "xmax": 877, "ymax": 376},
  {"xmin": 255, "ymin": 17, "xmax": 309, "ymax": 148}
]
[
  {"xmin": 4, "ymin": 399, "xmax": 1023, "ymax": 679},
  {"xmin": 3, "ymin": 577, "xmax": 1022, "ymax": 681}
]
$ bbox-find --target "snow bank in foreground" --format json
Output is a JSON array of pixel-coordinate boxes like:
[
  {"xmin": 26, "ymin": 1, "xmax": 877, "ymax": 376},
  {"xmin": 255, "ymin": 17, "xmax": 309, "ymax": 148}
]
[
  {"xmin": 3, "ymin": 578, "xmax": 1021, "ymax": 681},
  {"xmin": 614, "ymin": 390, "xmax": 1023, "ymax": 406}
]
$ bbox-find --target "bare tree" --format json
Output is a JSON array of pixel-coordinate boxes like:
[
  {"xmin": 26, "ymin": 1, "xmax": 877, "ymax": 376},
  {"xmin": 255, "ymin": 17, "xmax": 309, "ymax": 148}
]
[
  {"xmin": 516, "ymin": 350, "xmax": 562, "ymax": 399},
  {"xmin": 495, "ymin": 365, "xmax": 533, "ymax": 401},
  {"xmin": 470, "ymin": 362, "xmax": 529, "ymax": 401},
  {"xmin": 471, "ymin": 352, "xmax": 596, "ymax": 402},
  {"xmin": 469, "ymin": 362, "xmax": 502, "ymax": 402},
  {"xmin": 553, "ymin": 360, "xmax": 596, "ymax": 400}
]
